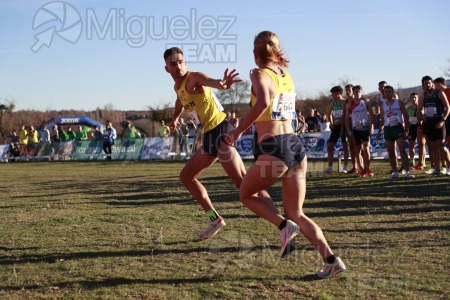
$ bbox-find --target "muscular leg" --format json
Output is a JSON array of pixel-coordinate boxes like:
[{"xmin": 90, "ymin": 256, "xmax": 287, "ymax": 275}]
[
  {"xmin": 179, "ymin": 148, "xmax": 218, "ymax": 211},
  {"xmin": 217, "ymin": 142, "xmax": 282, "ymax": 225},
  {"xmin": 408, "ymin": 138, "xmax": 415, "ymax": 165},
  {"xmin": 282, "ymin": 158, "xmax": 333, "ymax": 259},
  {"xmin": 385, "ymin": 140, "xmax": 397, "ymax": 172},
  {"xmin": 396, "ymin": 138, "xmax": 410, "ymax": 171},
  {"xmin": 348, "ymin": 135, "xmax": 357, "ymax": 169},
  {"xmin": 342, "ymin": 141, "xmax": 349, "ymax": 167},
  {"xmin": 327, "ymin": 142, "xmax": 335, "ymax": 167},
  {"xmin": 354, "ymin": 144, "xmax": 363, "ymax": 172},
  {"xmin": 238, "ymin": 154, "xmax": 285, "ymax": 227},
  {"xmin": 361, "ymin": 141, "xmax": 371, "ymax": 171}
]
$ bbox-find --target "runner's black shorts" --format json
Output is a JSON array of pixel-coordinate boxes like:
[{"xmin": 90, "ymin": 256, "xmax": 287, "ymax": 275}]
[
  {"xmin": 407, "ymin": 125, "xmax": 418, "ymax": 141},
  {"xmin": 202, "ymin": 119, "xmax": 234, "ymax": 157},
  {"xmin": 423, "ymin": 119, "xmax": 445, "ymax": 142},
  {"xmin": 352, "ymin": 130, "xmax": 370, "ymax": 145},
  {"xmin": 328, "ymin": 124, "xmax": 347, "ymax": 143},
  {"xmin": 254, "ymin": 133, "xmax": 306, "ymax": 169}
]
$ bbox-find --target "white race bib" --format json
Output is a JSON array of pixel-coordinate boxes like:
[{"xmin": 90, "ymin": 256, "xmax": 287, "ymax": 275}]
[
  {"xmin": 425, "ymin": 107, "xmax": 437, "ymax": 118},
  {"xmin": 410, "ymin": 116, "xmax": 417, "ymax": 125},
  {"xmin": 389, "ymin": 116, "xmax": 399, "ymax": 126},
  {"xmin": 333, "ymin": 110, "xmax": 342, "ymax": 118},
  {"xmin": 271, "ymin": 92, "xmax": 296, "ymax": 120},
  {"xmin": 353, "ymin": 119, "xmax": 368, "ymax": 130}
]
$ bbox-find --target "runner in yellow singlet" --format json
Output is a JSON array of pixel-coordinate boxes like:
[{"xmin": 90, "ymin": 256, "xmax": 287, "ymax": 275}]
[
  {"xmin": 164, "ymin": 48, "xmax": 290, "ymax": 249},
  {"xmin": 225, "ymin": 31, "xmax": 345, "ymax": 278}
]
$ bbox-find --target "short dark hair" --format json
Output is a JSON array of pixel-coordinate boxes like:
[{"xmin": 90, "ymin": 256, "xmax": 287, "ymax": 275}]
[
  {"xmin": 345, "ymin": 84, "xmax": 353, "ymax": 90},
  {"xmin": 422, "ymin": 75, "xmax": 433, "ymax": 85},
  {"xmin": 164, "ymin": 47, "xmax": 183, "ymax": 60},
  {"xmin": 410, "ymin": 92, "xmax": 418, "ymax": 97},
  {"xmin": 353, "ymin": 85, "xmax": 362, "ymax": 91},
  {"xmin": 433, "ymin": 77, "xmax": 446, "ymax": 85},
  {"xmin": 378, "ymin": 81, "xmax": 387, "ymax": 86},
  {"xmin": 384, "ymin": 85, "xmax": 394, "ymax": 93},
  {"xmin": 330, "ymin": 86, "xmax": 343, "ymax": 94}
]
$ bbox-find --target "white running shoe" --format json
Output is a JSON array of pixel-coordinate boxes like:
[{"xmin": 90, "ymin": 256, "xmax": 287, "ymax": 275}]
[
  {"xmin": 405, "ymin": 171, "xmax": 415, "ymax": 179},
  {"xmin": 198, "ymin": 216, "xmax": 226, "ymax": 240},
  {"xmin": 388, "ymin": 171, "xmax": 399, "ymax": 181},
  {"xmin": 342, "ymin": 165, "xmax": 348, "ymax": 174},
  {"xmin": 323, "ymin": 166, "xmax": 333, "ymax": 174},
  {"xmin": 446, "ymin": 169, "xmax": 450, "ymax": 176},
  {"xmin": 279, "ymin": 220, "xmax": 300, "ymax": 257},
  {"xmin": 316, "ymin": 257, "xmax": 346, "ymax": 279},
  {"xmin": 440, "ymin": 167, "xmax": 447, "ymax": 175},
  {"xmin": 425, "ymin": 168, "xmax": 435, "ymax": 175}
]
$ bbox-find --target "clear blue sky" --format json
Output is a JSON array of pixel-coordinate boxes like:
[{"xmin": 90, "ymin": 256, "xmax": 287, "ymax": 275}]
[{"xmin": 1, "ymin": 0, "xmax": 449, "ymax": 111}]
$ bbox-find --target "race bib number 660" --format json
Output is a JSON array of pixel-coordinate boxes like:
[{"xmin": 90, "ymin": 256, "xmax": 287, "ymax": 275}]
[{"xmin": 271, "ymin": 92, "xmax": 296, "ymax": 120}]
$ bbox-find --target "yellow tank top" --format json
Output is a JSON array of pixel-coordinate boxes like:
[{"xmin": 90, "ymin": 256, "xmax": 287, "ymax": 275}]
[
  {"xmin": 176, "ymin": 71, "xmax": 226, "ymax": 133},
  {"xmin": 250, "ymin": 68, "xmax": 296, "ymax": 122}
]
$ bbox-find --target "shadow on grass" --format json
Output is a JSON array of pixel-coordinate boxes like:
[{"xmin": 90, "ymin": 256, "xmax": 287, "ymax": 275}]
[
  {"xmin": 326, "ymin": 224, "xmax": 450, "ymax": 233},
  {"xmin": 0, "ymin": 245, "xmax": 279, "ymax": 266},
  {"xmin": 0, "ymin": 274, "xmax": 324, "ymax": 291}
]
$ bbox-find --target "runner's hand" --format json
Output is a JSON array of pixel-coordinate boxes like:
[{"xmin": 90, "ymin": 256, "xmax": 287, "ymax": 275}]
[{"xmin": 220, "ymin": 68, "xmax": 241, "ymax": 89}]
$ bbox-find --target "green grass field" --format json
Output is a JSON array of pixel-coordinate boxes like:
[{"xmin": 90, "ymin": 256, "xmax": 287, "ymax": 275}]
[{"xmin": 0, "ymin": 160, "xmax": 449, "ymax": 299}]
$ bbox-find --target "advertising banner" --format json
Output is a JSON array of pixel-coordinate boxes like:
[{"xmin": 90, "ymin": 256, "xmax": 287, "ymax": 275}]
[
  {"xmin": 0, "ymin": 131, "xmax": 427, "ymax": 162},
  {"xmin": 236, "ymin": 134, "xmax": 255, "ymax": 160},
  {"xmin": 72, "ymin": 140, "xmax": 104, "ymax": 160},
  {"xmin": 0, "ymin": 144, "xmax": 10, "ymax": 162},
  {"xmin": 140, "ymin": 137, "xmax": 174, "ymax": 160}
]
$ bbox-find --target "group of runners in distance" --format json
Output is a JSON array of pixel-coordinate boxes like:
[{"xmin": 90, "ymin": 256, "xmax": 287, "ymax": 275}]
[{"xmin": 323, "ymin": 78, "xmax": 450, "ymax": 180}]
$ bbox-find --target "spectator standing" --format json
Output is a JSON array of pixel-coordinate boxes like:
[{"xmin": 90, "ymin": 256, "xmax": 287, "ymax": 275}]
[
  {"xmin": 66, "ymin": 127, "xmax": 77, "ymax": 140},
  {"xmin": 92, "ymin": 125, "xmax": 103, "ymax": 140},
  {"xmin": 305, "ymin": 109, "xmax": 319, "ymax": 132},
  {"xmin": 296, "ymin": 109, "xmax": 305, "ymax": 134},
  {"xmin": 229, "ymin": 112, "xmax": 240, "ymax": 128},
  {"xmin": 59, "ymin": 126, "xmax": 69, "ymax": 142},
  {"xmin": 107, "ymin": 121, "xmax": 117, "ymax": 140},
  {"xmin": 177, "ymin": 117, "xmax": 189, "ymax": 153},
  {"xmin": 102, "ymin": 123, "xmax": 114, "ymax": 160},
  {"xmin": 40, "ymin": 126, "xmax": 51, "ymax": 144},
  {"xmin": 76, "ymin": 125, "xmax": 88, "ymax": 140},
  {"xmin": 18, "ymin": 125, "xmax": 28, "ymax": 156},
  {"xmin": 123, "ymin": 121, "xmax": 136, "ymax": 159},
  {"xmin": 373, "ymin": 106, "xmax": 382, "ymax": 130},
  {"xmin": 158, "ymin": 120, "xmax": 170, "ymax": 138},
  {"xmin": 320, "ymin": 113, "xmax": 331, "ymax": 132},
  {"xmin": 187, "ymin": 121, "xmax": 197, "ymax": 153},
  {"xmin": 27, "ymin": 125, "xmax": 39, "ymax": 156},
  {"xmin": 7, "ymin": 130, "xmax": 20, "ymax": 158},
  {"xmin": 51, "ymin": 125, "xmax": 60, "ymax": 142}
]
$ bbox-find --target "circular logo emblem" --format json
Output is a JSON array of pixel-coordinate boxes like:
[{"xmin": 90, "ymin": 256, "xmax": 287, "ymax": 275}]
[{"xmin": 31, "ymin": 1, "xmax": 82, "ymax": 52}]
